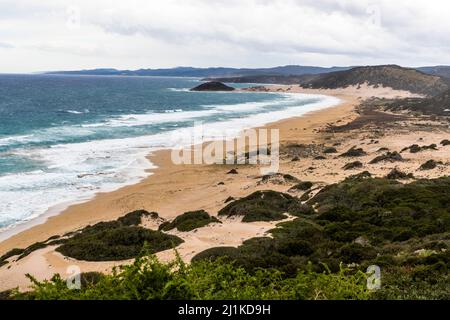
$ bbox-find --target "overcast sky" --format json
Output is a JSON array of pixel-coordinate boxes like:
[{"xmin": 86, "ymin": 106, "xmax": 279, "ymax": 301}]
[{"xmin": 1, "ymin": 0, "xmax": 450, "ymax": 73}]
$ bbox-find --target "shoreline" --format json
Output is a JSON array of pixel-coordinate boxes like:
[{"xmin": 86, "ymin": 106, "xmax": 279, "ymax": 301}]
[
  {"xmin": 0, "ymin": 87, "xmax": 351, "ymax": 255},
  {"xmin": 0, "ymin": 89, "xmax": 338, "ymax": 244},
  {"xmin": 2, "ymin": 84, "xmax": 446, "ymax": 291}
]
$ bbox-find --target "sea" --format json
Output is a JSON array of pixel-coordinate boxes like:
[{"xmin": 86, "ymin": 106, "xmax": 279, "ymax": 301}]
[{"xmin": 0, "ymin": 74, "xmax": 339, "ymax": 235}]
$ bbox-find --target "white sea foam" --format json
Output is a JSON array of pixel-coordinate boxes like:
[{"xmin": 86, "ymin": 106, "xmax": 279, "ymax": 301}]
[
  {"xmin": 204, "ymin": 94, "xmax": 317, "ymax": 112},
  {"xmin": 0, "ymin": 134, "xmax": 35, "ymax": 147},
  {"xmin": 167, "ymin": 88, "xmax": 191, "ymax": 92},
  {"xmin": 0, "ymin": 92, "xmax": 340, "ymax": 236},
  {"xmin": 82, "ymin": 109, "xmax": 221, "ymax": 128}
]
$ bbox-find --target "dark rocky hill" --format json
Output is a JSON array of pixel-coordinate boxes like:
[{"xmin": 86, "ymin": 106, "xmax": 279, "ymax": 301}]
[
  {"xmin": 212, "ymin": 65, "xmax": 449, "ymax": 96},
  {"xmin": 302, "ymin": 65, "xmax": 448, "ymax": 96},
  {"xmin": 190, "ymin": 81, "xmax": 235, "ymax": 91}
]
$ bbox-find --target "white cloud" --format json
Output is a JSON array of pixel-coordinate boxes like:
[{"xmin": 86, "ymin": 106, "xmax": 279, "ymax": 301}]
[{"xmin": 1, "ymin": 0, "xmax": 450, "ymax": 72}]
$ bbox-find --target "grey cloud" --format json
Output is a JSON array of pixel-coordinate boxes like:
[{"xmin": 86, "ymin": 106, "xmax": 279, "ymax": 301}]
[{"xmin": 2, "ymin": 0, "xmax": 450, "ymax": 72}]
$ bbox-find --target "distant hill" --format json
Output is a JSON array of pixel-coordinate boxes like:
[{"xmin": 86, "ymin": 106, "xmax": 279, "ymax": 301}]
[
  {"xmin": 213, "ymin": 65, "xmax": 449, "ymax": 96},
  {"xmin": 45, "ymin": 65, "xmax": 351, "ymax": 78},
  {"xmin": 417, "ymin": 66, "xmax": 450, "ymax": 79},
  {"xmin": 300, "ymin": 65, "xmax": 449, "ymax": 96},
  {"xmin": 207, "ymin": 74, "xmax": 316, "ymax": 85}
]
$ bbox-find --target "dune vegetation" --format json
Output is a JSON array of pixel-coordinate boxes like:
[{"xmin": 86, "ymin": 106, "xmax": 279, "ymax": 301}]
[{"xmin": 1, "ymin": 176, "xmax": 449, "ymax": 300}]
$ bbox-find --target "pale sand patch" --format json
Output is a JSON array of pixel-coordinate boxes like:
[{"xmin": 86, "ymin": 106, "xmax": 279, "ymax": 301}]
[{"xmin": 1, "ymin": 85, "xmax": 448, "ymax": 292}]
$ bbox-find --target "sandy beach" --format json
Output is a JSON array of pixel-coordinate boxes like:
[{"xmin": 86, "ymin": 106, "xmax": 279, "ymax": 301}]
[{"xmin": 1, "ymin": 84, "xmax": 449, "ymax": 291}]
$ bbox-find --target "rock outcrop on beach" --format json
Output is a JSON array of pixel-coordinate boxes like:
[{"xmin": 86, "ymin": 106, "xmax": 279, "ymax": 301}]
[{"xmin": 190, "ymin": 81, "xmax": 235, "ymax": 92}]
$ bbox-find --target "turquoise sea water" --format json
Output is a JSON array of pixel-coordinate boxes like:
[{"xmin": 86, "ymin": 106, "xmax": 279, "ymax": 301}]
[{"xmin": 0, "ymin": 74, "xmax": 338, "ymax": 232}]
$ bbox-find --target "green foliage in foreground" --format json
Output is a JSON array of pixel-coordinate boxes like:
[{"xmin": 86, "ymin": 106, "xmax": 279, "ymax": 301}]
[
  {"xmin": 8, "ymin": 253, "xmax": 369, "ymax": 300},
  {"xmin": 159, "ymin": 210, "xmax": 221, "ymax": 232}
]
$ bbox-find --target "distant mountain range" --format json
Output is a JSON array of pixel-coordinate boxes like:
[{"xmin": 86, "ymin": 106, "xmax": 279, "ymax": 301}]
[
  {"xmin": 46, "ymin": 64, "xmax": 450, "ymax": 97},
  {"xmin": 47, "ymin": 65, "xmax": 450, "ymax": 80},
  {"xmin": 416, "ymin": 66, "xmax": 450, "ymax": 79},
  {"xmin": 46, "ymin": 65, "xmax": 352, "ymax": 77}
]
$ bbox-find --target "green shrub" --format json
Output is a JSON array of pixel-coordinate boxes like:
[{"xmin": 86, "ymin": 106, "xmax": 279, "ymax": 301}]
[
  {"xmin": 218, "ymin": 190, "xmax": 303, "ymax": 222},
  {"xmin": 338, "ymin": 243, "xmax": 377, "ymax": 263},
  {"xmin": 373, "ymin": 268, "xmax": 450, "ymax": 300},
  {"xmin": 402, "ymin": 144, "xmax": 438, "ymax": 153},
  {"xmin": 0, "ymin": 248, "xmax": 25, "ymax": 262},
  {"xmin": 385, "ymin": 168, "xmax": 414, "ymax": 180},
  {"xmin": 191, "ymin": 247, "xmax": 240, "ymax": 262},
  {"xmin": 369, "ymin": 151, "xmax": 403, "ymax": 164},
  {"xmin": 80, "ymin": 272, "xmax": 105, "ymax": 289},
  {"xmin": 56, "ymin": 226, "xmax": 183, "ymax": 261},
  {"xmin": 343, "ymin": 161, "xmax": 363, "ymax": 170},
  {"xmin": 10, "ymin": 254, "xmax": 370, "ymax": 300},
  {"xmin": 339, "ymin": 147, "xmax": 367, "ymax": 157},
  {"xmin": 323, "ymin": 147, "xmax": 338, "ymax": 154},
  {"xmin": 290, "ymin": 181, "xmax": 313, "ymax": 191},
  {"xmin": 277, "ymin": 239, "xmax": 314, "ymax": 256},
  {"xmin": 117, "ymin": 210, "xmax": 159, "ymax": 226},
  {"xmin": 419, "ymin": 159, "xmax": 443, "ymax": 170},
  {"xmin": 159, "ymin": 210, "xmax": 220, "ymax": 232}
]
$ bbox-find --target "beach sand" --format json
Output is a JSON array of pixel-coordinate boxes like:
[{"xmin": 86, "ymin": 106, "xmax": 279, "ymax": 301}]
[{"xmin": 1, "ymin": 84, "xmax": 449, "ymax": 291}]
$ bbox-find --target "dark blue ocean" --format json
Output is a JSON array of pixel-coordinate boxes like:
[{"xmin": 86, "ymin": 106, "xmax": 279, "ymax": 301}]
[{"xmin": 0, "ymin": 74, "xmax": 338, "ymax": 232}]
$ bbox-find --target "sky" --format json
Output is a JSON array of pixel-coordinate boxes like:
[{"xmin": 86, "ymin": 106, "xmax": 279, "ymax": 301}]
[{"xmin": 1, "ymin": 0, "xmax": 450, "ymax": 73}]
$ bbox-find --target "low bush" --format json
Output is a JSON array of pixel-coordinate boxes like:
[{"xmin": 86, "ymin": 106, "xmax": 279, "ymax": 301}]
[
  {"xmin": 369, "ymin": 152, "xmax": 403, "ymax": 164},
  {"xmin": 419, "ymin": 160, "xmax": 443, "ymax": 170},
  {"xmin": 158, "ymin": 210, "xmax": 221, "ymax": 232},
  {"xmin": 339, "ymin": 147, "xmax": 367, "ymax": 157},
  {"xmin": 385, "ymin": 168, "xmax": 414, "ymax": 180},
  {"xmin": 218, "ymin": 190, "xmax": 303, "ymax": 222},
  {"xmin": 56, "ymin": 226, "xmax": 183, "ymax": 261},
  {"xmin": 117, "ymin": 210, "xmax": 159, "ymax": 226},
  {"xmin": 323, "ymin": 147, "xmax": 338, "ymax": 154},
  {"xmin": 289, "ymin": 181, "xmax": 313, "ymax": 191},
  {"xmin": 402, "ymin": 144, "xmax": 438, "ymax": 153},
  {"xmin": 343, "ymin": 161, "xmax": 363, "ymax": 170},
  {"xmin": 0, "ymin": 248, "xmax": 25, "ymax": 262}
]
